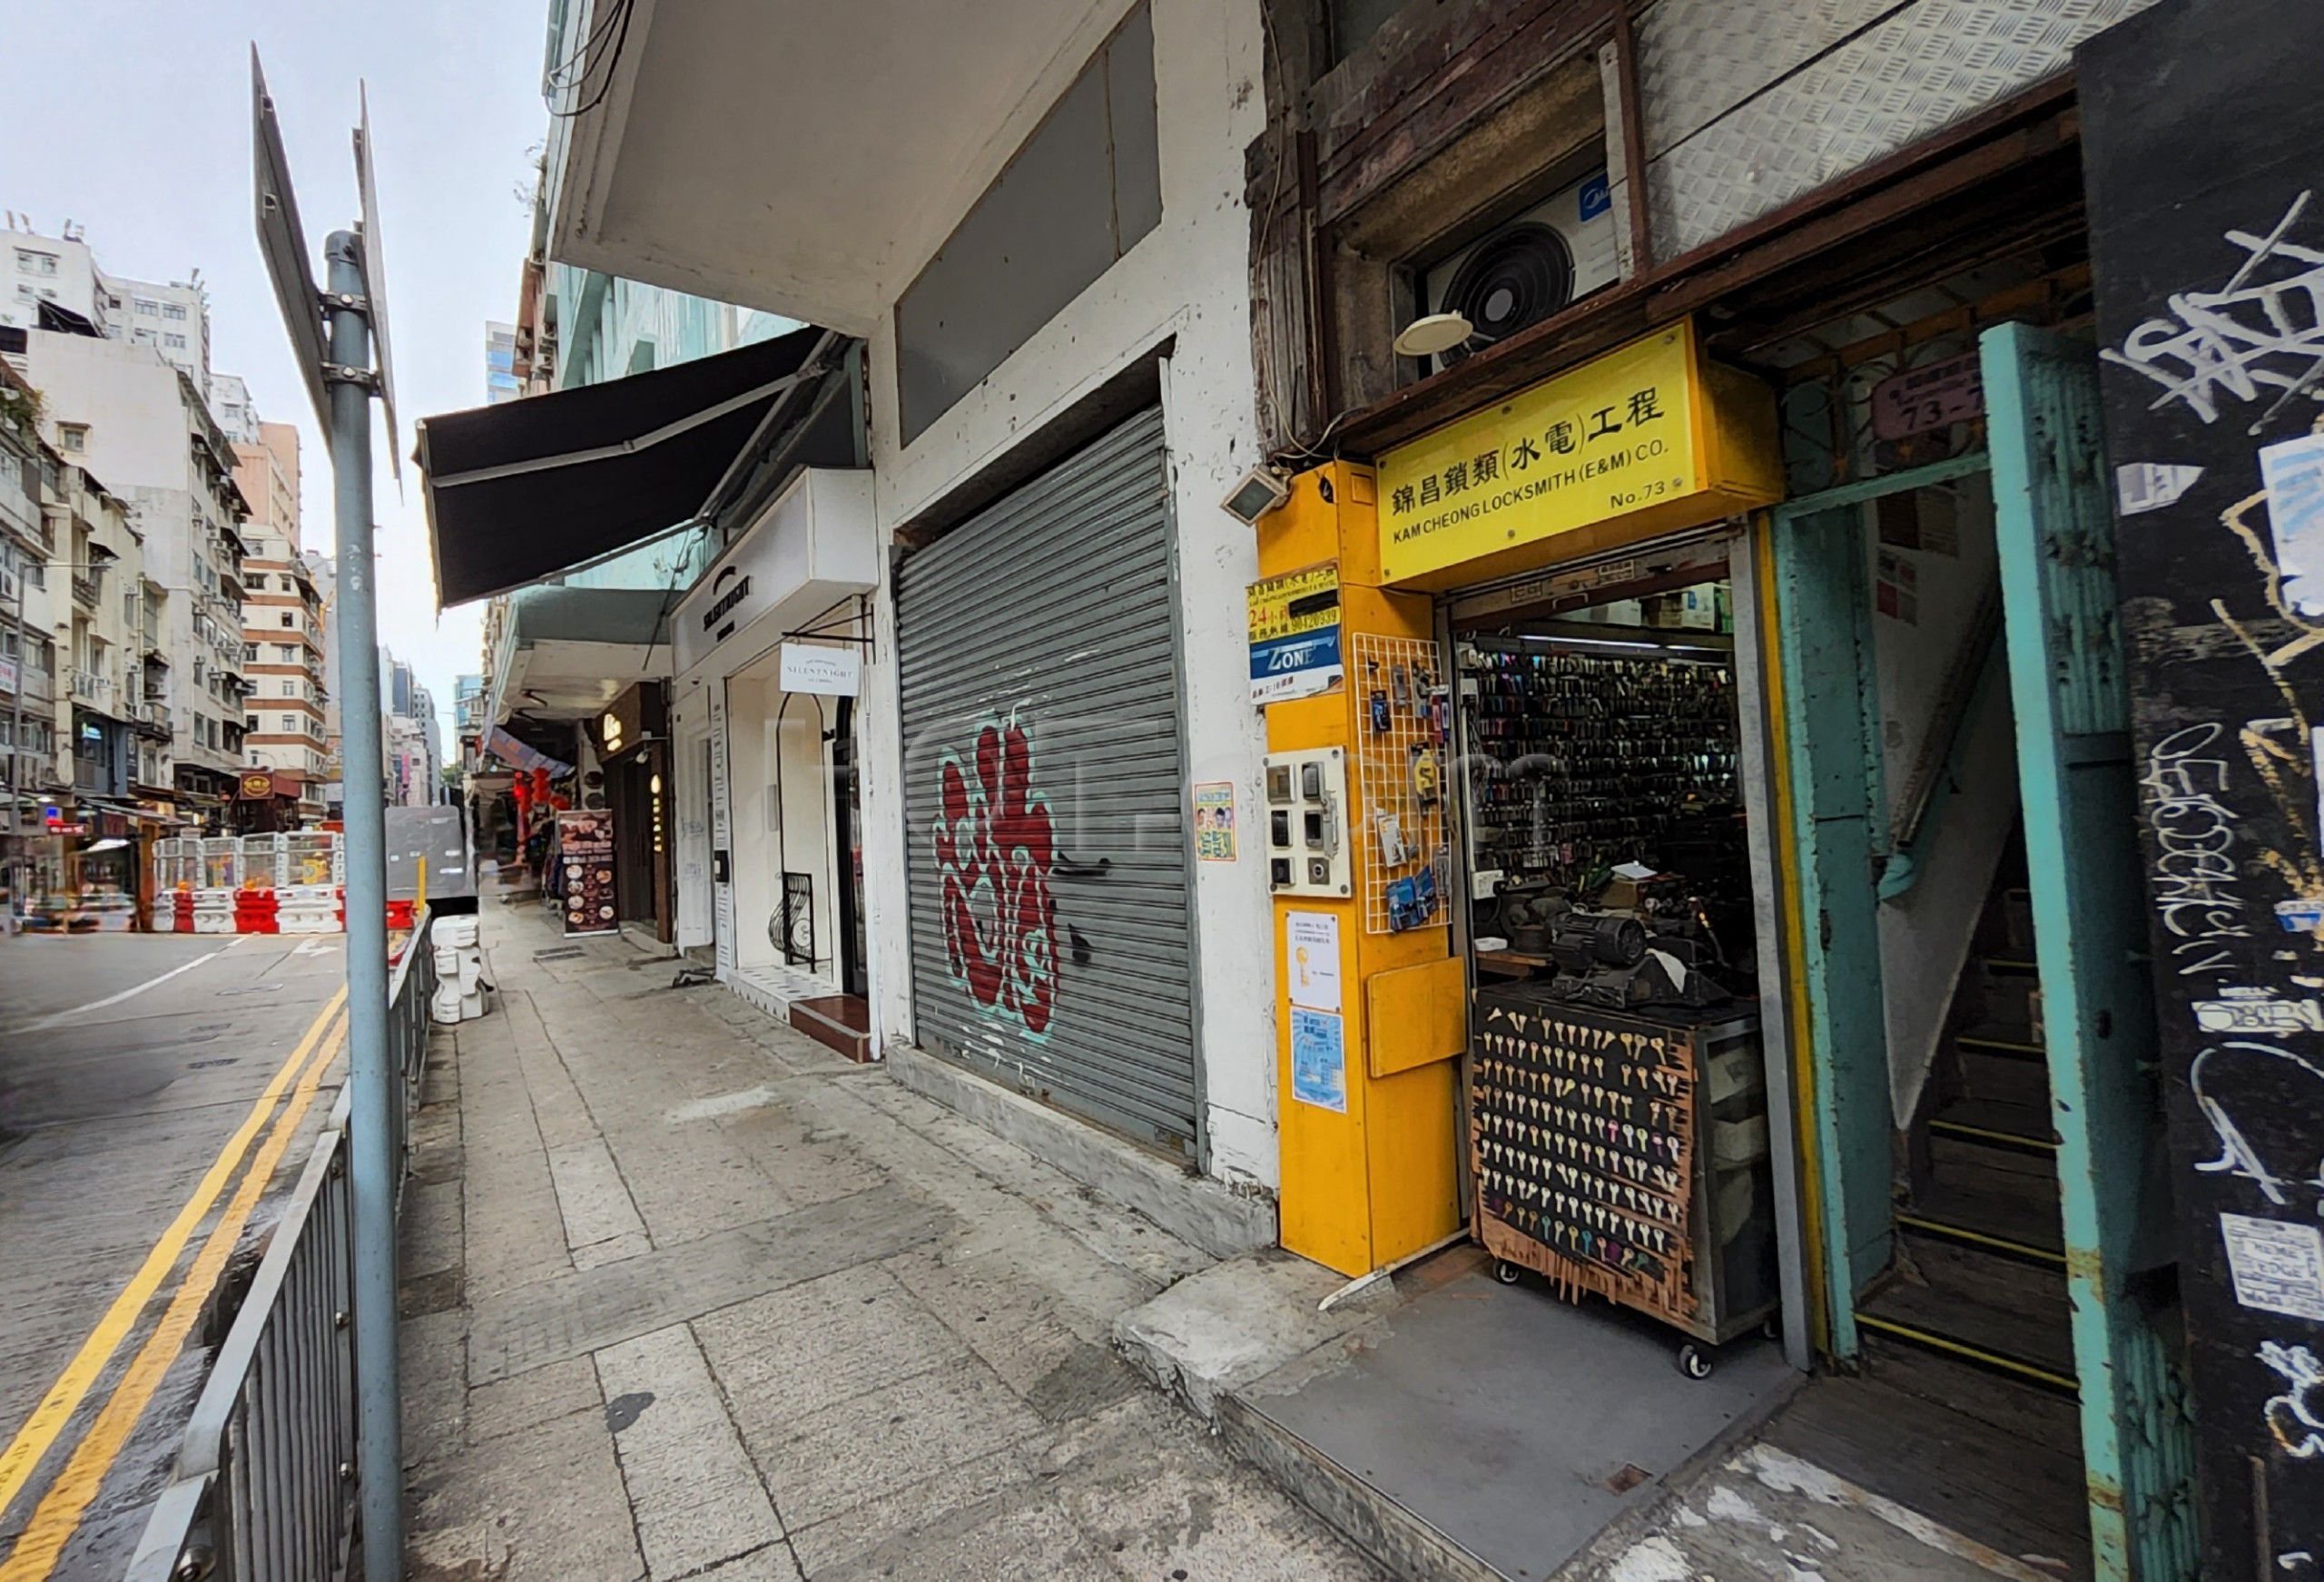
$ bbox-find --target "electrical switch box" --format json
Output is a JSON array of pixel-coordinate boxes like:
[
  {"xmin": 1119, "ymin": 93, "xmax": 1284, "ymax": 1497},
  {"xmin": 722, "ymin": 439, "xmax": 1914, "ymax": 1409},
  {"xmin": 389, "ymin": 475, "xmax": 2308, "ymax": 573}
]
[{"xmin": 1265, "ymin": 747, "xmax": 1350, "ymax": 898}]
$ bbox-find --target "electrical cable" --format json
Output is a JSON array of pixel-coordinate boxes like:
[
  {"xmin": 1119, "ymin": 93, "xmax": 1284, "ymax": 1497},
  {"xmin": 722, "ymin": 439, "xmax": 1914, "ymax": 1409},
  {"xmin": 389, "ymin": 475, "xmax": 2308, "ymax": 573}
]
[
  {"xmin": 547, "ymin": 0, "xmax": 635, "ymax": 119},
  {"xmin": 540, "ymin": 0, "xmax": 631, "ymax": 93}
]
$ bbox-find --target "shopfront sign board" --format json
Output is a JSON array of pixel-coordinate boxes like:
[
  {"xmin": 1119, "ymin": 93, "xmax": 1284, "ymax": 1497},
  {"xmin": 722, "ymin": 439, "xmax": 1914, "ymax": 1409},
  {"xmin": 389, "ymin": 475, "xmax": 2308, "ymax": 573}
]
[
  {"xmin": 1376, "ymin": 321, "xmax": 1780, "ymax": 590},
  {"xmin": 1247, "ymin": 560, "xmax": 1343, "ymax": 703},
  {"xmin": 779, "ymin": 643, "xmax": 862, "ymax": 697}
]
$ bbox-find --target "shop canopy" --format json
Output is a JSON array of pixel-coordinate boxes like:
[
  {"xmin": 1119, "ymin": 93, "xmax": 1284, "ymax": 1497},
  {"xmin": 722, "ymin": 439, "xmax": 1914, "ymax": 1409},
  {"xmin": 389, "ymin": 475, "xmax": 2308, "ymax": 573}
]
[{"xmin": 419, "ymin": 325, "xmax": 826, "ymax": 608}]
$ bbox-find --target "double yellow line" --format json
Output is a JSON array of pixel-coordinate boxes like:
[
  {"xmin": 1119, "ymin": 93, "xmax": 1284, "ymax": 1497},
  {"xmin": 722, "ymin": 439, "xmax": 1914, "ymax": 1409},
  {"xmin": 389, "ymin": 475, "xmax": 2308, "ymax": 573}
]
[{"xmin": 0, "ymin": 986, "xmax": 350, "ymax": 1579}]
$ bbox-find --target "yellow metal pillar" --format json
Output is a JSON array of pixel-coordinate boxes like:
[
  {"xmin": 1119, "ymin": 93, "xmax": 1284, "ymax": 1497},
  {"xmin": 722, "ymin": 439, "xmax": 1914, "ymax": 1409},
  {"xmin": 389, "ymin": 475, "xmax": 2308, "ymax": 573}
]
[{"xmin": 1260, "ymin": 461, "xmax": 1462, "ymax": 1277}]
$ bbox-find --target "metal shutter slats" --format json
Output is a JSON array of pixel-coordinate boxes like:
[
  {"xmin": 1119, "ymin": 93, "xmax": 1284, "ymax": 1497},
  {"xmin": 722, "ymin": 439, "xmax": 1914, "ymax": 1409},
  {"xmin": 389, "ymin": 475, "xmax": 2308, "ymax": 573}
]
[{"xmin": 895, "ymin": 408, "xmax": 1199, "ymax": 1157}]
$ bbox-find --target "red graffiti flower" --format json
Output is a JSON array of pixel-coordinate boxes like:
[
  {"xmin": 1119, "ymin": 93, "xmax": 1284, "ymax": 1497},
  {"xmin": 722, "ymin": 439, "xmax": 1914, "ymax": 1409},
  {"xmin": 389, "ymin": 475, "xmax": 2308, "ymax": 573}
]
[{"xmin": 933, "ymin": 722, "xmax": 1059, "ymax": 1034}]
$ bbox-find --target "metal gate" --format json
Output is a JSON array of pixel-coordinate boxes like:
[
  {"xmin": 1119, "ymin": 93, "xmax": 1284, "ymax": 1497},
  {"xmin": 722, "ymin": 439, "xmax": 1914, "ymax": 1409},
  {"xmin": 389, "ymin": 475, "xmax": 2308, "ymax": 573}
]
[{"xmin": 895, "ymin": 408, "xmax": 1199, "ymax": 1158}]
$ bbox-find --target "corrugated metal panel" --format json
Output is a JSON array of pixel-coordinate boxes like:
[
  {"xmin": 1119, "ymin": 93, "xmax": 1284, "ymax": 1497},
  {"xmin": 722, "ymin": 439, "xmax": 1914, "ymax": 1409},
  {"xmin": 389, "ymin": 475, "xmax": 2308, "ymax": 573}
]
[
  {"xmin": 895, "ymin": 408, "xmax": 1198, "ymax": 1157},
  {"xmin": 1639, "ymin": 0, "xmax": 2162, "ymax": 261}
]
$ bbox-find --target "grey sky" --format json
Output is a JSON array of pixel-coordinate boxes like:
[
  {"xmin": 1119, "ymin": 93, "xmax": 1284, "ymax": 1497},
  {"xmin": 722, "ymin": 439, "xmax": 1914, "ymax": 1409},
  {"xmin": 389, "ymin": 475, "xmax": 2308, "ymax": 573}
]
[{"xmin": 3, "ymin": 0, "xmax": 553, "ymax": 753}]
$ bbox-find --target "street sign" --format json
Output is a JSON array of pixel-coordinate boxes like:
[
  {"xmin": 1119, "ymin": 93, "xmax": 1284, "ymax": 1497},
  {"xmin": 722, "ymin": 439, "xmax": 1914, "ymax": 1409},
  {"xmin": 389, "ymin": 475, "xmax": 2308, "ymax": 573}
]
[
  {"xmin": 251, "ymin": 47, "xmax": 330, "ymax": 432},
  {"xmin": 353, "ymin": 84, "xmax": 401, "ymax": 487}
]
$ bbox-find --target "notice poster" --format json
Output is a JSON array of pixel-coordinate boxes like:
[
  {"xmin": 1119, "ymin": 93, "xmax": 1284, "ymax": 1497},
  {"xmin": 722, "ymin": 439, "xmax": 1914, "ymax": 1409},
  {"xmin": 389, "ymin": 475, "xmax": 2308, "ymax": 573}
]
[
  {"xmin": 1284, "ymin": 910, "xmax": 1342, "ymax": 1011},
  {"xmin": 1192, "ymin": 781, "xmax": 1237, "ymax": 861},
  {"xmin": 1290, "ymin": 1008, "xmax": 1347, "ymax": 1113}
]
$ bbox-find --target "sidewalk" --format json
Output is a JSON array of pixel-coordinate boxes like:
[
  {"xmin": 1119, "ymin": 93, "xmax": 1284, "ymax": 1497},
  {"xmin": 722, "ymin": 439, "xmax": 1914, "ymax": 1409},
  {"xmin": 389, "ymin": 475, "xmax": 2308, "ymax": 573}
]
[{"xmin": 399, "ymin": 898, "xmax": 1377, "ymax": 1582}]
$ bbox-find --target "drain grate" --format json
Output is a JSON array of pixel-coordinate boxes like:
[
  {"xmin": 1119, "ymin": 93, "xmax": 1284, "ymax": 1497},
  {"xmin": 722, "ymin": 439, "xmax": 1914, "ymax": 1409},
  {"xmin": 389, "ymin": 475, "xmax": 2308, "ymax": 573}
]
[{"xmin": 533, "ymin": 947, "xmax": 586, "ymax": 962}]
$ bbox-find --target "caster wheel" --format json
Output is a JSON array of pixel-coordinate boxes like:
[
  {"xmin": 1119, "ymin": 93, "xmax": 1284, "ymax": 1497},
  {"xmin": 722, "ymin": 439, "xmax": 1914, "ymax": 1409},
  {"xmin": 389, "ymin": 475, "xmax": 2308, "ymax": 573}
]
[
  {"xmin": 1494, "ymin": 1260, "xmax": 1523, "ymax": 1286},
  {"xmin": 1678, "ymin": 1342, "xmax": 1714, "ymax": 1381}
]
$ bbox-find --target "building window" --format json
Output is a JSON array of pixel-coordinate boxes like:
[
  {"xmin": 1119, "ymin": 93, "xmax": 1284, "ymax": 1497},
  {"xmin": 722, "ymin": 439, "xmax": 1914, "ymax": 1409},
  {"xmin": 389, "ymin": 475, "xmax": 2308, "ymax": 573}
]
[
  {"xmin": 163, "ymin": 302, "xmax": 187, "ymax": 321},
  {"xmin": 281, "ymin": 714, "xmax": 299, "ymax": 733},
  {"xmin": 15, "ymin": 249, "xmax": 58, "ymax": 276},
  {"xmin": 243, "ymin": 644, "xmax": 258, "ymax": 662},
  {"xmin": 245, "ymin": 714, "xmax": 258, "ymax": 732},
  {"xmin": 135, "ymin": 298, "xmax": 159, "ymax": 316},
  {"xmin": 58, "ymin": 423, "xmax": 87, "ymax": 453},
  {"xmin": 279, "ymin": 612, "xmax": 294, "ymax": 628},
  {"xmin": 279, "ymin": 678, "xmax": 296, "ymax": 697},
  {"xmin": 163, "ymin": 333, "xmax": 187, "ymax": 350}
]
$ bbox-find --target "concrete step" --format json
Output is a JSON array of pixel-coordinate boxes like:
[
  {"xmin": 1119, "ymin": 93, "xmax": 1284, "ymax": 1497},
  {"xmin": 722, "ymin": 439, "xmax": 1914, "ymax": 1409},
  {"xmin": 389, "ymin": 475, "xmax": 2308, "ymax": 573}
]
[{"xmin": 788, "ymin": 993, "xmax": 872, "ymax": 1062}]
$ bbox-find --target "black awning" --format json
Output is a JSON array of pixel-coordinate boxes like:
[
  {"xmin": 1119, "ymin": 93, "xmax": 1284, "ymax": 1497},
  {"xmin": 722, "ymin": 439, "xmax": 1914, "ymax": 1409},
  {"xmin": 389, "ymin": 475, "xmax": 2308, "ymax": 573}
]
[{"xmin": 419, "ymin": 326, "xmax": 825, "ymax": 608}]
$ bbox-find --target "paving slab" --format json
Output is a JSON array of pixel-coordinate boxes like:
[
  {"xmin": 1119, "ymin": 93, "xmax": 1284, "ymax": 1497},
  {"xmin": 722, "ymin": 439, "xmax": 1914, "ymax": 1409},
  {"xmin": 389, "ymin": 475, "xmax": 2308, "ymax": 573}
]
[
  {"xmin": 404, "ymin": 897, "xmax": 1375, "ymax": 1582},
  {"xmin": 466, "ymin": 1182, "xmax": 953, "ymax": 1383}
]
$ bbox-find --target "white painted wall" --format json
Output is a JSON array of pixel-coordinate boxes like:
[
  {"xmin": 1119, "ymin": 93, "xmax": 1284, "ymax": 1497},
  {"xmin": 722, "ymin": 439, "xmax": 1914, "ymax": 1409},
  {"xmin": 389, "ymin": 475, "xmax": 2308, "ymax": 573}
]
[
  {"xmin": 671, "ymin": 693, "xmax": 714, "ymax": 951},
  {"xmin": 725, "ymin": 665, "xmax": 842, "ymax": 985},
  {"xmin": 855, "ymin": 0, "xmax": 1277, "ymax": 1188},
  {"xmin": 1865, "ymin": 483, "xmax": 2019, "ymax": 1125}
]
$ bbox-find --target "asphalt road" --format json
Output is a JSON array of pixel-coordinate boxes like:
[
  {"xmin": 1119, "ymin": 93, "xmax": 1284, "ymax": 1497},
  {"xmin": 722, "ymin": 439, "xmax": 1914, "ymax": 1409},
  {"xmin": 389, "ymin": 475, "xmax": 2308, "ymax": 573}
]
[{"xmin": 0, "ymin": 930, "xmax": 349, "ymax": 1580}]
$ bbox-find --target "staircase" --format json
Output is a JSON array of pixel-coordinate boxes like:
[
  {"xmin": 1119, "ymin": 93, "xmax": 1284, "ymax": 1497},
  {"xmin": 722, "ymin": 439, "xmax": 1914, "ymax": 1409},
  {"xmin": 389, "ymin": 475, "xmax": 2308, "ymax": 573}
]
[{"xmin": 1856, "ymin": 856, "xmax": 2080, "ymax": 1399}]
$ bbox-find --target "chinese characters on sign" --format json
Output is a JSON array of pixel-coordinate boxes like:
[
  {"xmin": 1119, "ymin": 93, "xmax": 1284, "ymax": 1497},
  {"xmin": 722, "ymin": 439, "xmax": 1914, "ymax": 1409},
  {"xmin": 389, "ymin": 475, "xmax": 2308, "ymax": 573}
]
[
  {"xmin": 1374, "ymin": 325, "xmax": 1777, "ymax": 586},
  {"xmin": 1386, "ymin": 386, "xmax": 1669, "ymax": 519},
  {"xmin": 1870, "ymin": 351, "xmax": 1986, "ymax": 441},
  {"xmin": 1247, "ymin": 561, "xmax": 1344, "ymax": 703}
]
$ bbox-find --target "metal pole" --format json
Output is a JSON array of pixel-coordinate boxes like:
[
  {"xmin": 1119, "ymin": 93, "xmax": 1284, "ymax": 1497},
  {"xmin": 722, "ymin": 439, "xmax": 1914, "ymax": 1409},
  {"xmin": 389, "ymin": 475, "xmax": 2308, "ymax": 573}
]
[
  {"xmin": 324, "ymin": 228, "xmax": 402, "ymax": 1581},
  {"xmin": 6, "ymin": 569, "xmax": 25, "ymax": 925}
]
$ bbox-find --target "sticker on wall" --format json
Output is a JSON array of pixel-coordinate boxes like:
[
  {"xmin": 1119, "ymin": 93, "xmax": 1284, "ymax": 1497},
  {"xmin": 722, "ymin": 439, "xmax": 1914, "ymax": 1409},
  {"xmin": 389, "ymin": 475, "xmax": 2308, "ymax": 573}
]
[
  {"xmin": 2114, "ymin": 461, "xmax": 2204, "ymax": 516},
  {"xmin": 2260, "ymin": 432, "xmax": 2324, "ymax": 617},
  {"xmin": 2221, "ymin": 1213, "xmax": 2324, "ymax": 1322},
  {"xmin": 1290, "ymin": 1007, "xmax": 1347, "ymax": 1113},
  {"xmin": 1192, "ymin": 781, "xmax": 1237, "ymax": 862},
  {"xmin": 1284, "ymin": 910, "xmax": 1342, "ymax": 1013}
]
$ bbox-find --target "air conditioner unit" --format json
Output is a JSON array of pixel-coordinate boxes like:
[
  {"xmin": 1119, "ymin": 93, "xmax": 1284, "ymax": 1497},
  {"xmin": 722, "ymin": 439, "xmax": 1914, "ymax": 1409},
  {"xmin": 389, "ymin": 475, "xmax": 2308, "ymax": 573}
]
[
  {"xmin": 0, "ymin": 565, "xmax": 17, "ymax": 601},
  {"xmin": 1415, "ymin": 171, "xmax": 1619, "ymax": 374}
]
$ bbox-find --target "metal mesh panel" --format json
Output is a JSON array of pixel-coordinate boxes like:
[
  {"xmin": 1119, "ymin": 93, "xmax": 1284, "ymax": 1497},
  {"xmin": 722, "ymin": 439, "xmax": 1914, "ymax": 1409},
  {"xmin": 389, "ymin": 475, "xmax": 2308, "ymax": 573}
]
[{"xmin": 895, "ymin": 408, "xmax": 1198, "ymax": 1157}]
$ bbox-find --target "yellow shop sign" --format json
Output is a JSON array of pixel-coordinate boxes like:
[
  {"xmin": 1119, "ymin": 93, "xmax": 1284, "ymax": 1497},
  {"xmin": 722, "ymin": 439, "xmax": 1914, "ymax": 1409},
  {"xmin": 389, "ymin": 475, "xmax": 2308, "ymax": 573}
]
[{"xmin": 1376, "ymin": 321, "xmax": 1781, "ymax": 589}]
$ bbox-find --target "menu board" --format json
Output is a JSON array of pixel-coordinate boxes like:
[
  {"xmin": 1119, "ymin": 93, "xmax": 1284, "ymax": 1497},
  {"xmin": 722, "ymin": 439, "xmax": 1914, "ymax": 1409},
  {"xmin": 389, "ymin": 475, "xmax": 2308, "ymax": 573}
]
[{"xmin": 556, "ymin": 810, "xmax": 617, "ymax": 937}]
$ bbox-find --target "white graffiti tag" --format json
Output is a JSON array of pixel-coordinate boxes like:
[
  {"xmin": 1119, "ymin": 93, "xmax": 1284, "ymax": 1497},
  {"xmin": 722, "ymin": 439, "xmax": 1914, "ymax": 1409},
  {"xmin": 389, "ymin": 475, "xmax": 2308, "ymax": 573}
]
[
  {"xmin": 2194, "ymin": 987, "xmax": 2324, "ymax": 1035},
  {"xmin": 2103, "ymin": 191, "xmax": 2324, "ymax": 427},
  {"xmin": 2144, "ymin": 724, "xmax": 2252, "ymax": 978},
  {"xmin": 2194, "ymin": 1040, "xmax": 2324, "ymax": 1208},
  {"xmin": 2260, "ymin": 1341, "xmax": 2324, "ymax": 1459}
]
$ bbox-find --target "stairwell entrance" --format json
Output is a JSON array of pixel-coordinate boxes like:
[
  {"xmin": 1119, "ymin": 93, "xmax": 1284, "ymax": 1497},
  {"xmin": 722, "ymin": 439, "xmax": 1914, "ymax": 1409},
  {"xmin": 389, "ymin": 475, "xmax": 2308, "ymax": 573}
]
[{"xmin": 1764, "ymin": 313, "xmax": 2199, "ymax": 1579}]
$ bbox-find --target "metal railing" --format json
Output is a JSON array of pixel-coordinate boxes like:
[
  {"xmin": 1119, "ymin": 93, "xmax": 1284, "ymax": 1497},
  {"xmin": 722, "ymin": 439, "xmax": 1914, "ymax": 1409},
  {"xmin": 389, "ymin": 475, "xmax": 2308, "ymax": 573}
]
[{"xmin": 125, "ymin": 914, "xmax": 438, "ymax": 1582}]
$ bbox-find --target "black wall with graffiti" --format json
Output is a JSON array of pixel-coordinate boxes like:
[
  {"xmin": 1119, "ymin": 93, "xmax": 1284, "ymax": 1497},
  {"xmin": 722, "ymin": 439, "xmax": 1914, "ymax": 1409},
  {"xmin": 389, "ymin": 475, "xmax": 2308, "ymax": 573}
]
[{"xmin": 2083, "ymin": 0, "xmax": 2324, "ymax": 1571}]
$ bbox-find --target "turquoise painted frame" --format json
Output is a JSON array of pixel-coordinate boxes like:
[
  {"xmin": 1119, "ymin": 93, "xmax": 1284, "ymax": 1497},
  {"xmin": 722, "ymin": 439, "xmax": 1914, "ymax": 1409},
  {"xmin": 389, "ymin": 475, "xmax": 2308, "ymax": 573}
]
[
  {"xmin": 1769, "ymin": 450, "xmax": 1990, "ymax": 1352},
  {"xmin": 1982, "ymin": 322, "xmax": 2198, "ymax": 1582}
]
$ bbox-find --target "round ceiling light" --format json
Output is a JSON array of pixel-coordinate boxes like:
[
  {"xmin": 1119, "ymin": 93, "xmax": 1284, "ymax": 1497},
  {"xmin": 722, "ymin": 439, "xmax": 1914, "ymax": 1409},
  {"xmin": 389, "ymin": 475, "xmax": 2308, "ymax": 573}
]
[{"xmin": 1393, "ymin": 311, "xmax": 1475, "ymax": 359}]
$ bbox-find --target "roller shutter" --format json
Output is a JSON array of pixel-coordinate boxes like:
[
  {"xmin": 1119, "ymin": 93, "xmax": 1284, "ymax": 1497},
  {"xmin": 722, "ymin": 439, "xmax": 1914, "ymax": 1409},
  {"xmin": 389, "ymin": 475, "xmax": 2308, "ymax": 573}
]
[{"xmin": 895, "ymin": 408, "xmax": 1198, "ymax": 1158}]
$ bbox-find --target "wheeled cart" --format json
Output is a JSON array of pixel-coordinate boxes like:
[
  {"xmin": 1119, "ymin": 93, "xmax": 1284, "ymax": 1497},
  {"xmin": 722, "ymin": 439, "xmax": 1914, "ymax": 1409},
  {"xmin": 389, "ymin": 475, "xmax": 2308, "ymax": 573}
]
[{"xmin": 1471, "ymin": 988, "xmax": 1779, "ymax": 1377}]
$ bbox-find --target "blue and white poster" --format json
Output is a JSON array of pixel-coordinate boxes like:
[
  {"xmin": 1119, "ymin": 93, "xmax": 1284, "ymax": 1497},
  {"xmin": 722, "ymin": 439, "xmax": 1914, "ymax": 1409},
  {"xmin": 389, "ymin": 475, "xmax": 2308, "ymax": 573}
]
[
  {"xmin": 1290, "ymin": 1007, "xmax": 1347, "ymax": 1114},
  {"xmin": 1247, "ymin": 562, "xmax": 1344, "ymax": 703}
]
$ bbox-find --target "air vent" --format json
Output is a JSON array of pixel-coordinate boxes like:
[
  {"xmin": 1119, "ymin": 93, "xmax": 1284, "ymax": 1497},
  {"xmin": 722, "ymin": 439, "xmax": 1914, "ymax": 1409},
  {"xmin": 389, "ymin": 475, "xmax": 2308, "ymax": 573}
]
[{"xmin": 1415, "ymin": 172, "xmax": 1619, "ymax": 374}]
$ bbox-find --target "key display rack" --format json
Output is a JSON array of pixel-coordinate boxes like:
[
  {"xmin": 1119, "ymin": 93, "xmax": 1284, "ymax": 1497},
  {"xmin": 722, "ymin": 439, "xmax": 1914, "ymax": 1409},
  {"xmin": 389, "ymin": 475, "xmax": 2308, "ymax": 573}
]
[
  {"xmin": 1462, "ymin": 640, "xmax": 1739, "ymax": 889},
  {"xmin": 1472, "ymin": 986, "xmax": 1777, "ymax": 1374}
]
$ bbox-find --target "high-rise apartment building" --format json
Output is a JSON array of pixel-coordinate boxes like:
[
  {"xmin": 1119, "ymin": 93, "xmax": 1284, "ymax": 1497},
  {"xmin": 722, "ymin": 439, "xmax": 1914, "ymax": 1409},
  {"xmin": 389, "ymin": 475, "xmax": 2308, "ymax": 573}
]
[
  {"xmin": 231, "ymin": 408, "xmax": 325, "ymax": 821},
  {"xmin": 10, "ymin": 321, "xmax": 249, "ymax": 812},
  {"xmin": 486, "ymin": 321, "xmax": 520, "ymax": 405},
  {"xmin": 4, "ymin": 221, "xmax": 218, "ymax": 424}
]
